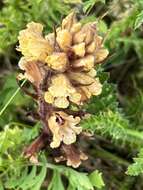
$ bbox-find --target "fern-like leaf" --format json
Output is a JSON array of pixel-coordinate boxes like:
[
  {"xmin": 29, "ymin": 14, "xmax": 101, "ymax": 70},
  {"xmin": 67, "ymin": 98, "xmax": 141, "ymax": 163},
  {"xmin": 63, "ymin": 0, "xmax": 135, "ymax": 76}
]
[{"xmin": 127, "ymin": 148, "xmax": 143, "ymax": 176}]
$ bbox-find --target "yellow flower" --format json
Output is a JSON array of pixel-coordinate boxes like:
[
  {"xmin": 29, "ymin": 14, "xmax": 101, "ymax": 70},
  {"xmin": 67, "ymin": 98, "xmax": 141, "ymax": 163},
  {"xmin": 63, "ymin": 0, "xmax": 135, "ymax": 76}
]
[
  {"xmin": 79, "ymin": 78, "xmax": 102, "ymax": 99},
  {"xmin": 61, "ymin": 11, "xmax": 82, "ymax": 34},
  {"xmin": 56, "ymin": 29, "xmax": 72, "ymax": 51},
  {"xmin": 72, "ymin": 42, "xmax": 85, "ymax": 57},
  {"xmin": 73, "ymin": 22, "xmax": 96, "ymax": 45},
  {"xmin": 17, "ymin": 22, "xmax": 53, "ymax": 62},
  {"xmin": 71, "ymin": 22, "xmax": 82, "ymax": 34},
  {"xmin": 46, "ymin": 52, "xmax": 68, "ymax": 72},
  {"xmin": 86, "ymin": 41, "xmax": 96, "ymax": 54},
  {"xmin": 71, "ymin": 55, "xmax": 94, "ymax": 71},
  {"xmin": 44, "ymin": 74, "xmax": 81, "ymax": 108},
  {"xmin": 62, "ymin": 12, "xmax": 76, "ymax": 30},
  {"xmin": 95, "ymin": 48, "xmax": 109, "ymax": 63},
  {"xmin": 48, "ymin": 111, "xmax": 82, "ymax": 148},
  {"xmin": 68, "ymin": 71, "xmax": 102, "ymax": 100},
  {"xmin": 68, "ymin": 72, "xmax": 95, "ymax": 85}
]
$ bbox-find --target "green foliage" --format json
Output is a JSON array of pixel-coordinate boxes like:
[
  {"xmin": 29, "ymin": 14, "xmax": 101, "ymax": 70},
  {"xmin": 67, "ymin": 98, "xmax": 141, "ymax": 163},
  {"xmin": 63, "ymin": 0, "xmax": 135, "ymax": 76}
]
[
  {"xmin": 83, "ymin": 0, "xmax": 105, "ymax": 13},
  {"xmin": 89, "ymin": 170, "xmax": 105, "ymax": 189},
  {"xmin": 5, "ymin": 165, "xmax": 47, "ymax": 190},
  {"xmin": 84, "ymin": 69, "xmax": 118, "ymax": 114},
  {"xmin": 0, "ymin": 74, "xmax": 26, "ymax": 108},
  {"xmin": 0, "ymin": 123, "xmax": 41, "ymax": 172},
  {"xmin": 47, "ymin": 163, "xmax": 105, "ymax": 190},
  {"xmin": 127, "ymin": 148, "xmax": 143, "ymax": 176},
  {"xmin": 0, "ymin": 126, "xmax": 22, "ymax": 154},
  {"xmin": 81, "ymin": 111, "xmax": 127, "ymax": 139},
  {"xmin": 0, "ymin": 123, "xmax": 104, "ymax": 189},
  {"xmin": 134, "ymin": 10, "xmax": 143, "ymax": 29},
  {"xmin": 48, "ymin": 170, "xmax": 65, "ymax": 190},
  {"xmin": 106, "ymin": 7, "xmax": 138, "ymax": 49},
  {"xmin": 63, "ymin": 0, "xmax": 82, "ymax": 3},
  {"xmin": 0, "ymin": 74, "xmax": 30, "ymax": 126},
  {"xmin": 0, "ymin": 0, "xmax": 71, "ymax": 53},
  {"xmin": 124, "ymin": 89, "xmax": 143, "ymax": 127},
  {"xmin": 81, "ymin": 110, "xmax": 143, "ymax": 147}
]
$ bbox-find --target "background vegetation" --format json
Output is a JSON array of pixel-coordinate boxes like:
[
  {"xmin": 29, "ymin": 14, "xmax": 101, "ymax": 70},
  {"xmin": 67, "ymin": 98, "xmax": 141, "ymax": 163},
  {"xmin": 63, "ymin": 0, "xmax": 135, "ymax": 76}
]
[{"xmin": 0, "ymin": 0, "xmax": 143, "ymax": 189}]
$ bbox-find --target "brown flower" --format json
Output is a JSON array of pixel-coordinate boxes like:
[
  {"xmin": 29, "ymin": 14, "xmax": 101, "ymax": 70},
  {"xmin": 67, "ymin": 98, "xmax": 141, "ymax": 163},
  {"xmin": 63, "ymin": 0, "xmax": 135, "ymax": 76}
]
[
  {"xmin": 55, "ymin": 144, "xmax": 88, "ymax": 168},
  {"xmin": 48, "ymin": 111, "xmax": 81, "ymax": 148},
  {"xmin": 18, "ymin": 57, "xmax": 43, "ymax": 86}
]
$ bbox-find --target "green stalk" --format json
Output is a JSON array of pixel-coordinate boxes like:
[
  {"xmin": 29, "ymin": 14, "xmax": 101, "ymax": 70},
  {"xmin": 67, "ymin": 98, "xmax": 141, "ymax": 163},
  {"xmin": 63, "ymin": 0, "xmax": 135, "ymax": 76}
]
[
  {"xmin": 92, "ymin": 147, "xmax": 130, "ymax": 167},
  {"xmin": 0, "ymin": 79, "xmax": 26, "ymax": 117},
  {"xmin": 126, "ymin": 128, "xmax": 143, "ymax": 141}
]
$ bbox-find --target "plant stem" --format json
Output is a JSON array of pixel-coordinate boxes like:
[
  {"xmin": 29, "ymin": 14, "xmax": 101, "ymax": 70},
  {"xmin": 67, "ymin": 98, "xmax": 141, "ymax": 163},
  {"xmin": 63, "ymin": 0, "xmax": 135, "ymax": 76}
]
[
  {"xmin": 92, "ymin": 146, "xmax": 130, "ymax": 167},
  {"xmin": 126, "ymin": 128, "xmax": 143, "ymax": 141}
]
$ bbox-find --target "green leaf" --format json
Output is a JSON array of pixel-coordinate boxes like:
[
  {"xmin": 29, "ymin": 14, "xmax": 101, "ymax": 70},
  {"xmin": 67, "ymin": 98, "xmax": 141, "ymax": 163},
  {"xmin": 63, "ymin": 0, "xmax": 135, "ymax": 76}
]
[
  {"xmin": 81, "ymin": 110, "xmax": 143, "ymax": 147},
  {"xmin": 0, "ymin": 0, "xmax": 71, "ymax": 52},
  {"xmin": 5, "ymin": 165, "xmax": 47, "ymax": 190},
  {"xmin": 89, "ymin": 170, "xmax": 105, "ymax": 189},
  {"xmin": 0, "ymin": 126, "xmax": 22, "ymax": 154},
  {"xmin": 84, "ymin": 81, "xmax": 118, "ymax": 114},
  {"xmin": 83, "ymin": 0, "xmax": 105, "ymax": 13},
  {"xmin": 127, "ymin": 148, "xmax": 143, "ymax": 176},
  {"xmin": 134, "ymin": 10, "xmax": 143, "ymax": 29},
  {"xmin": 97, "ymin": 20, "xmax": 108, "ymax": 34},
  {"xmin": 63, "ymin": 0, "xmax": 82, "ymax": 4},
  {"xmin": 48, "ymin": 170, "xmax": 65, "ymax": 190},
  {"xmin": 0, "ymin": 181, "xmax": 4, "ymax": 190},
  {"xmin": 5, "ymin": 167, "xmax": 28, "ymax": 189},
  {"xmin": 66, "ymin": 169, "xmax": 93, "ymax": 190},
  {"xmin": 30, "ymin": 166, "xmax": 47, "ymax": 190},
  {"xmin": 19, "ymin": 166, "xmax": 37, "ymax": 189},
  {"xmin": 45, "ymin": 162, "xmax": 93, "ymax": 190}
]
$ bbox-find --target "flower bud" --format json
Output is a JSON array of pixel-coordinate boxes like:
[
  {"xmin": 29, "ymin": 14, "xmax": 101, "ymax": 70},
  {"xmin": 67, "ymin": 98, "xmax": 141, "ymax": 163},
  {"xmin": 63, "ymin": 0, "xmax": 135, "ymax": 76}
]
[
  {"xmin": 72, "ymin": 42, "xmax": 85, "ymax": 57},
  {"xmin": 95, "ymin": 48, "xmax": 109, "ymax": 63},
  {"xmin": 56, "ymin": 29, "xmax": 72, "ymax": 51}
]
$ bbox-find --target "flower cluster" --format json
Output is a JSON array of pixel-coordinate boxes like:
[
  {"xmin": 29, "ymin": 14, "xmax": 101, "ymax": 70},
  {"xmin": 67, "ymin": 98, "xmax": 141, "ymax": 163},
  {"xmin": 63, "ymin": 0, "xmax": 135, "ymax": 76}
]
[{"xmin": 17, "ymin": 12, "xmax": 108, "ymax": 168}]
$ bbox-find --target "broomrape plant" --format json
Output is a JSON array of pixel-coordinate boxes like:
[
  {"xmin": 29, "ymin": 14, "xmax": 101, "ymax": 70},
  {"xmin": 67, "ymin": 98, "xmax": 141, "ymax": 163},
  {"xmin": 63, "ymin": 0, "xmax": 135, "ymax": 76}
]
[
  {"xmin": 1, "ymin": 0, "xmax": 143, "ymax": 189},
  {"xmin": 17, "ymin": 12, "xmax": 108, "ymax": 168}
]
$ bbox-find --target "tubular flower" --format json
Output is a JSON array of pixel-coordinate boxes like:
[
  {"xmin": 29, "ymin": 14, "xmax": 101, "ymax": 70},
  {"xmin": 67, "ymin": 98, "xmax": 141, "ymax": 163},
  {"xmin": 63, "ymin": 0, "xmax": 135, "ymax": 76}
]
[
  {"xmin": 17, "ymin": 22, "xmax": 53, "ymax": 62},
  {"xmin": 67, "ymin": 71, "xmax": 102, "ymax": 100},
  {"xmin": 48, "ymin": 111, "xmax": 81, "ymax": 148},
  {"xmin": 18, "ymin": 57, "xmax": 44, "ymax": 87},
  {"xmin": 17, "ymin": 12, "xmax": 108, "ymax": 168},
  {"xmin": 55, "ymin": 144, "xmax": 88, "ymax": 168},
  {"xmin": 44, "ymin": 74, "xmax": 81, "ymax": 108}
]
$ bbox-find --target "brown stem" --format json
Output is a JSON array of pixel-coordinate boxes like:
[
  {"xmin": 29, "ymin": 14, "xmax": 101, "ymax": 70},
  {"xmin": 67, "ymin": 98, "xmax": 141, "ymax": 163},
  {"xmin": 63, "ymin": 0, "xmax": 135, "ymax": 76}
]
[
  {"xmin": 23, "ymin": 69, "xmax": 53, "ymax": 157},
  {"xmin": 24, "ymin": 132, "xmax": 49, "ymax": 157}
]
